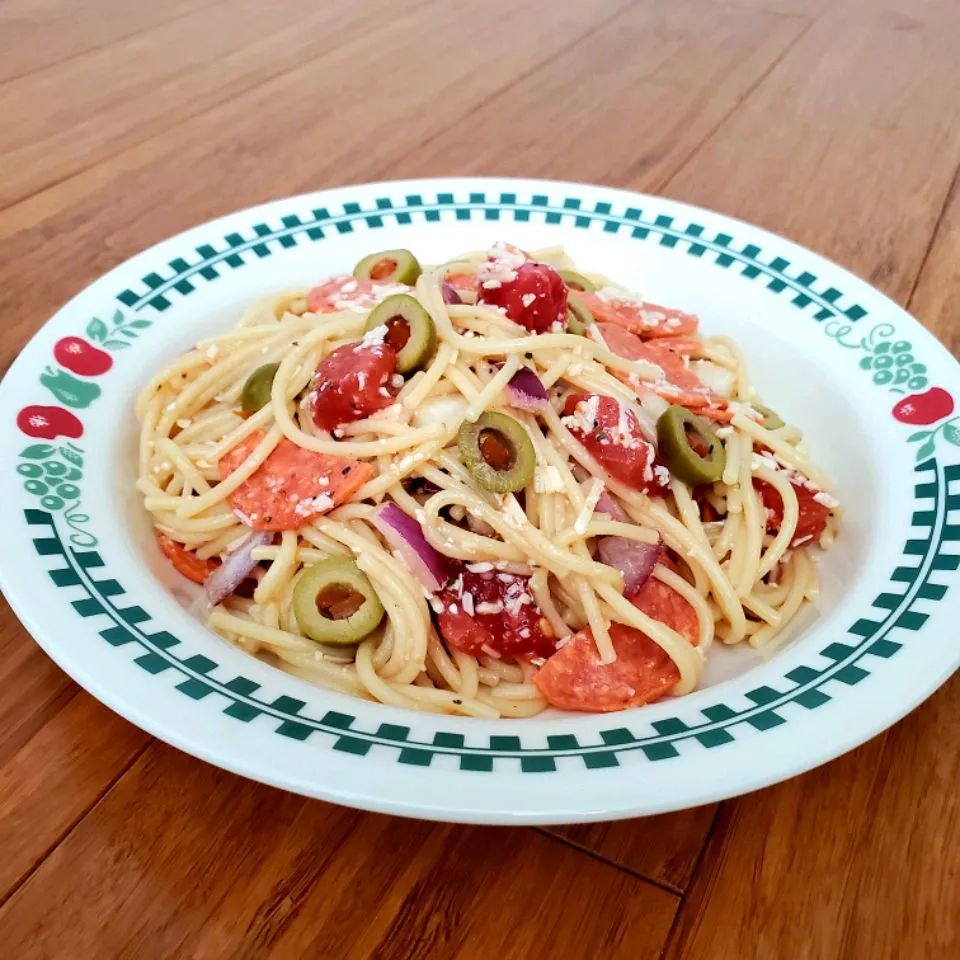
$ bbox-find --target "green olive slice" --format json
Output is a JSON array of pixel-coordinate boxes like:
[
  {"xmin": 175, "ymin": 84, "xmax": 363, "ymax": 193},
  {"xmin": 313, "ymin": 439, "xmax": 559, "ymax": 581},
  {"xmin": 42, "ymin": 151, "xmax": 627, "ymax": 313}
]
[
  {"xmin": 753, "ymin": 403, "xmax": 785, "ymax": 430},
  {"xmin": 458, "ymin": 411, "xmax": 536, "ymax": 493},
  {"xmin": 656, "ymin": 405, "xmax": 726, "ymax": 486},
  {"xmin": 353, "ymin": 249, "xmax": 421, "ymax": 285},
  {"xmin": 558, "ymin": 269, "xmax": 596, "ymax": 292},
  {"xmin": 293, "ymin": 557, "xmax": 384, "ymax": 646},
  {"xmin": 566, "ymin": 294, "xmax": 594, "ymax": 336},
  {"xmin": 365, "ymin": 294, "xmax": 436, "ymax": 373},
  {"xmin": 241, "ymin": 362, "xmax": 280, "ymax": 414}
]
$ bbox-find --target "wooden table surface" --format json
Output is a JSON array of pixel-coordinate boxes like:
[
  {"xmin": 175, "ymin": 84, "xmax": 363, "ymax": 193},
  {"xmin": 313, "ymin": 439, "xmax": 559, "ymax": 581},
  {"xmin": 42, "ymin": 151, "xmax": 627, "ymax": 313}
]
[{"xmin": 1, "ymin": 1, "xmax": 958, "ymax": 957}]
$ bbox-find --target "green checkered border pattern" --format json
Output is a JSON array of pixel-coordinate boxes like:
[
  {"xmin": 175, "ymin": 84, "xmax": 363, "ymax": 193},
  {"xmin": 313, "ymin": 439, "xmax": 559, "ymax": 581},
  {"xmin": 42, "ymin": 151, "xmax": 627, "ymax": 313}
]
[
  {"xmin": 23, "ymin": 458, "xmax": 959, "ymax": 771},
  {"xmin": 113, "ymin": 191, "xmax": 868, "ymax": 324}
]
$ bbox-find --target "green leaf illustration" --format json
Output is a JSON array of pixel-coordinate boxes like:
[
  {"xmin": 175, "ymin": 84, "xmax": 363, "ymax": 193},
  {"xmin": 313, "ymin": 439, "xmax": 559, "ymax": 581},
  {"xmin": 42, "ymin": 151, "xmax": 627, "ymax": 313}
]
[
  {"xmin": 119, "ymin": 327, "xmax": 138, "ymax": 338},
  {"xmin": 103, "ymin": 338, "xmax": 130, "ymax": 349},
  {"xmin": 20, "ymin": 443, "xmax": 55, "ymax": 459},
  {"xmin": 112, "ymin": 309, "xmax": 125, "ymax": 326},
  {"xmin": 916, "ymin": 438, "xmax": 936, "ymax": 462},
  {"xmin": 86, "ymin": 317, "xmax": 108, "ymax": 343},
  {"xmin": 60, "ymin": 446, "xmax": 84, "ymax": 467},
  {"xmin": 943, "ymin": 424, "xmax": 960, "ymax": 447},
  {"xmin": 908, "ymin": 430, "xmax": 932, "ymax": 442}
]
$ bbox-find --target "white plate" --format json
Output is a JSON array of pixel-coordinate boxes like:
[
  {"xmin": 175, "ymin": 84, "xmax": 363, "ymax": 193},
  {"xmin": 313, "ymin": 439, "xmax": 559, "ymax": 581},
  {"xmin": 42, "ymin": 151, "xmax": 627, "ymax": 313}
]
[{"xmin": 2, "ymin": 178, "xmax": 958, "ymax": 824}]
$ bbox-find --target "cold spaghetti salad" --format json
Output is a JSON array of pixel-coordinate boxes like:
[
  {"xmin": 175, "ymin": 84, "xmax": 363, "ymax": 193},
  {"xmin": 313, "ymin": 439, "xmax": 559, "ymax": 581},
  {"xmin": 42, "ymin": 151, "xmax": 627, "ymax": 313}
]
[{"xmin": 137, "ymin": 243, "xmax": 839, "ymax": 718}]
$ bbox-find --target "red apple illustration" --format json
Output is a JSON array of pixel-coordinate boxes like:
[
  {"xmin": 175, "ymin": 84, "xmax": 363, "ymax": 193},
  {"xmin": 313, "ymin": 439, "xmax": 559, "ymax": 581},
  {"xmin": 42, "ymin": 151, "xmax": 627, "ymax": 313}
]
[
  {"xmin": 892, "ymin": 388, "xmax": 954, "ymax": 425},
  {"xmin": 53, "ymin": 337, "xmax": 113, "ymax": 376},
  {"xmin": 17, "ymin": 405, "xmax": 83, "ymax": 439}
]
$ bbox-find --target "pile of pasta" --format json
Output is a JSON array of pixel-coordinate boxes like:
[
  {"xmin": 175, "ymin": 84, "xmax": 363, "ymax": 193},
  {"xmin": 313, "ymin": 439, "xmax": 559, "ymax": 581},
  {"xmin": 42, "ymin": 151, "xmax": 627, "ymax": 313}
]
[{"xmin": 137, "ymin": 243, "xmax": 838, "ymax": 718}]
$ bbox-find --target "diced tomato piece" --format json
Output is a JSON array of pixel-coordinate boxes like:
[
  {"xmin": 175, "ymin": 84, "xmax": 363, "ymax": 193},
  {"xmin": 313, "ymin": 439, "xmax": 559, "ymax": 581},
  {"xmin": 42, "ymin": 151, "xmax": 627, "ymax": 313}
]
[
  {"xmin": 577, "ymin": 293, "xmax": 699, "ymax": 338},
  {"xmin": 155, "ymin": 531, "xmax": 217, "ymax": 584},
  {"xmin": 561, "ymin": 393, "xmax": 667, "ymax": 493},
  {"xmin": 311, "ymin": 341, "xmax": 398, "ymax": 432},
  {"xmin": 596, "ymin": 323, "xmax": 729, "ymax": 420},
  {"xmin": 754, "ymin": 477, "xmax": 831, "ymax": 547},
  {"xmin": 478, "ymin": 260, "xmax": 568, "ymax": 333},
  {"xmin": 219, "ymin": 430, "xmax": 372, "ymax": 531},
  {"xmin": 533, "ymin": 578, "xmax": 698, "ymax": 712},
  {"xmin": 436, "ymin": 569, "xmax": 555, "ymax": 659}
]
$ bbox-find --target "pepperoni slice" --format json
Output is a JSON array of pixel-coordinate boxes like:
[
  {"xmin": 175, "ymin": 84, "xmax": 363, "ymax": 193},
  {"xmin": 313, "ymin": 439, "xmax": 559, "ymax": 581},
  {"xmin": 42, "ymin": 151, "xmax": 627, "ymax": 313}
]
[
  {"xmin": 532, "ymin": 579, "xmax": 698, "ymax": 712},
  {"xmin": 632, "ymin": 577, "xmax": 699, "ymax": 646},
  {"xmin": 306, "ymin": 276, "xmax": 408, "ymax": 314},
  {"xmin": 155, "ymin": 531, "xmax": 217, "ymax": 584},
  {"xmin": 219, "ymin": 430, "xmax": 372, "ymax": 531},
  {"xmin": 578, "ymin": 293, "xmax": 699, "ymax": 338},
  {"xmin": 596, "ymin": 323, "xmax": 730, "ymax": 420}
]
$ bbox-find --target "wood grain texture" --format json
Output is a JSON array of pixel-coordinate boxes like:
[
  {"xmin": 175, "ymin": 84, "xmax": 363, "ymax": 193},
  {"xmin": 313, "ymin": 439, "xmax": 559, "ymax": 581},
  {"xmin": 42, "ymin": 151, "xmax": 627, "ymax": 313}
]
[
  {"xmin": 544, "ymin": 804, "xmax": 718, "ymax": 892},
  {"xmin": 664, "ymin": 3, "xmax": 960, "ymax": 306},
  {"xmin": 0, "ymin": 0, "xmax": 429, "ymax": 207},
  {"xmin": 0, "ymin": 0, "xmax": 634, "ymax": 370},
  {"xmin": 0, "ymin": 0, "xmax": 957, "ymax": 956},
  {"xmin": 910, "ymin": 168, "xmax": 960, "ymax": 353},
  {"xmin": 0, "ymin": 693, "xmax": 148, "ymax": 902},
  {"xmin": 663, "ymin": 676, "xmax": 960, "ymax": 960},
  {"xmin": 0, "ymin": 595, "xmax": 77, "ymax": 767},
  {"xmin": 384, "ymin": 0, "xmax": 808, "ymax": 188},
  {"xmin": 0, "ymin": 0, "xmax": 221, "ymax": 83},
  {"xmin": 0, "ymin": 745, "xmax": 678, "ymax": 959}
]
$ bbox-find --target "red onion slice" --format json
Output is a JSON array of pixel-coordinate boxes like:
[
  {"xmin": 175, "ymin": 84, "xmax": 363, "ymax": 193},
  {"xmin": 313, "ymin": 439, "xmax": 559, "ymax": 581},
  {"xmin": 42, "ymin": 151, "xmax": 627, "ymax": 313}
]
[
  {"xmin": 370, "ymin": 502, "xmax": 454, "ymax": 592},
  {"xmin": 441, "ymin": 281, "xmax": 462, "ymax": 305},
  {"xmin": 506, "ymin": 367, "xmax": 548, "ymax": 411},
  {"xmin": 595, "ymin": 489, "xmax": 628, "ymax": 522},
  {"xmin": 597, "ymin": 536, "xmax": 662, "ymax": 597},
  {"xmin": 204, "ymin": 530, "xmax": 274, "ymax": 606}
]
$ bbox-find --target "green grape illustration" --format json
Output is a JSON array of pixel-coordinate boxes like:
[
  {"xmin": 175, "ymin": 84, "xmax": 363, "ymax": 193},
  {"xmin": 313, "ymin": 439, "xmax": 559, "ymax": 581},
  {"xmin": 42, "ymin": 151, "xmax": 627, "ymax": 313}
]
[
  {"xmin": 24, "ymin": 479, "xmax": 49, "ymax": 496},
  {"xmin": 17, "ymin": 463, "xmax": 43, "ymax": 478},
  {"xmin": 40, "ymin": 495, "xmax": 65, "ymax": 510},
  {"xmin": 56, "ymin": 483, "xmax": 81, "ymax": 500},
  {"xmin": 859, "ymin": 338, "xmax": 927, "ymax": 389}
]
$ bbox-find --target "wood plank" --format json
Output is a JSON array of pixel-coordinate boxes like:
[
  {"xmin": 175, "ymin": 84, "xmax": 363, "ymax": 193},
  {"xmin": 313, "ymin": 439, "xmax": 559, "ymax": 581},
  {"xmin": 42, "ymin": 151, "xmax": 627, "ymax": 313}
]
[
  {"xmin": 723, "ymin": 0, "xmax": 960, "ymax": 18},
  {"xmin": 0, "ymin": 596, "xmax": 76, "ymax": 766},
  {"xmin": 544, "ymin": 804, "xmax": 717, "ymax": 892},
  {"xmin": 0, "ymin": 692, "xmax": 148, "ymax": 902},
  {"xmin": 663, "ymin": 675, "xmax": 960, "ymax": 959},
  {"xmin": 909, "ymin": 167, "xmax": 960, "ymax": 354},
  {"xmin": 0, "ymin": 0, "xmax": 222, "ymax": 84},
  {"xmin": 0, "ymin": 0, "xmax": 427, "ymax": 208},
  {"xmin": 0, "ymin": 744, "xmax": 679, "ymax": 959},
  {"xmin": 664, "ymin": 5, "xmax": 960, "ymax": 306},
  {"xmin": 385, "ymin": 0, "xmax": 809, "ymax": 189},
  {"xmin": 0, "ymin": 0, "xmax": 631, "ymax": 371}
]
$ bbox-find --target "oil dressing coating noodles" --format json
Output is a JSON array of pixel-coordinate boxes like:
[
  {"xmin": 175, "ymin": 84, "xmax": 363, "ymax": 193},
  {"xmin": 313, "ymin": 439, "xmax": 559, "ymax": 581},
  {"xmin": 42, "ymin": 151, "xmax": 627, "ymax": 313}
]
[{"xmin": 138, "ymin": 243, "xmax": 838, "ymax": 717}]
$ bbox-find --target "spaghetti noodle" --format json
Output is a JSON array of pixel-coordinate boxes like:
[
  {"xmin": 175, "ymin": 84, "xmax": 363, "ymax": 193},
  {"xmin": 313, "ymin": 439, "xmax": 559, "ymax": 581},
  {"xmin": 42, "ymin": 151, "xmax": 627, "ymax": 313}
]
[{"xmin": 136, "ymin": 243, "xmax": 838, "ymax": 717}]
